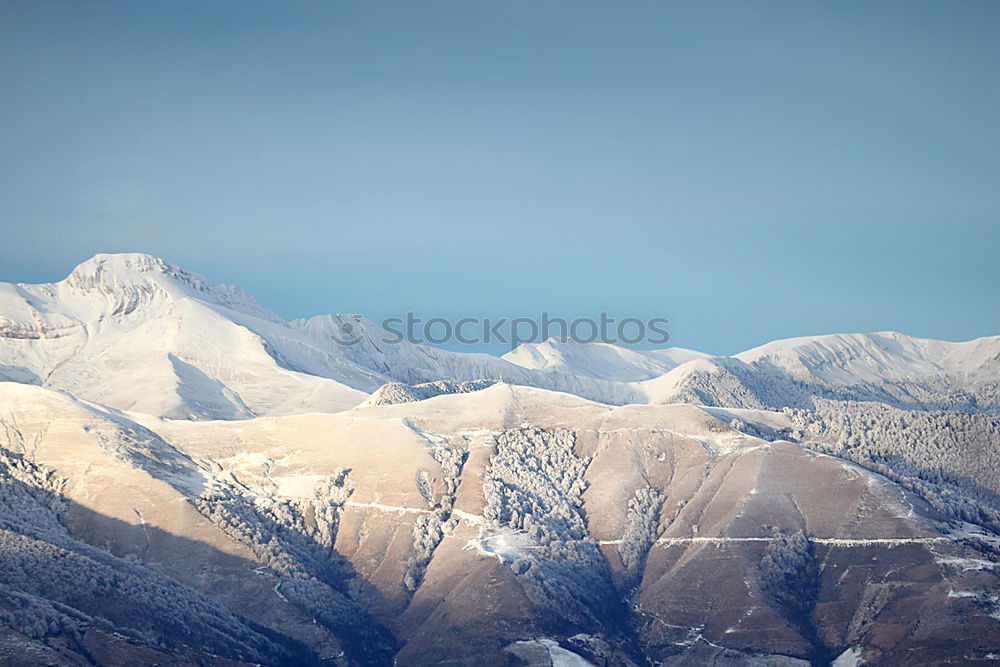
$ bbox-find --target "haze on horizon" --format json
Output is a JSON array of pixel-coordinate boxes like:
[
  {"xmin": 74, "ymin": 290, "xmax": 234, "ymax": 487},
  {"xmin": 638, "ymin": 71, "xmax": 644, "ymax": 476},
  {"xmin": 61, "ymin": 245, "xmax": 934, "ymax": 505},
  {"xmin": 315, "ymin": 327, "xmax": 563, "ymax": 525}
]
[{"xmin": 1, "ymin": 0, "xmax": 998, "ymax": 355}]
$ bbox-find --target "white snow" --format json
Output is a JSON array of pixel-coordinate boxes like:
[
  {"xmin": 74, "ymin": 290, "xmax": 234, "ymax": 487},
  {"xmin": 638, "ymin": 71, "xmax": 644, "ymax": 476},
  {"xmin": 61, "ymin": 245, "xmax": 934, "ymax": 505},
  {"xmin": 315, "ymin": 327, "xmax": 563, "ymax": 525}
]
[
  {"xmin": 1, "ymin": 254, "xmax": 997, "ymax": 421},
  {"xmin": 935, "ymin": 556, "xmax": 998, "ymax": 571},
  {"xmin": 832, "ymin": 647, "xmax": 863, "ymax": 667},
  {"xmin": 0, "ymin": 253, "xmax": 378, "ymax": 418},
  {"xmin": 506, "ymin": 638, "xmax": 595, "ymax": 667},
  {"xmin": 503, "ymin": 337, "xmax": 709, "ymax": 382},
  {"xmin": 469, "ymin": 529, "xmax": 541, "ymax": 561},
  {"xmin": 735, "ymin": 331, "xmax": 999, "ymax": 385}
]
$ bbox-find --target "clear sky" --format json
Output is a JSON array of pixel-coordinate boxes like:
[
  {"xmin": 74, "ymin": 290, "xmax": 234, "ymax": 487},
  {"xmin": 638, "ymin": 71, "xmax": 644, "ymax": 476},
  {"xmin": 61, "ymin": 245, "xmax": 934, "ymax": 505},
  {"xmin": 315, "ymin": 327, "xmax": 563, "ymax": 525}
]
[{"xmin": 1, "ymin": 1, "xmax": 998, "ymax": 355}]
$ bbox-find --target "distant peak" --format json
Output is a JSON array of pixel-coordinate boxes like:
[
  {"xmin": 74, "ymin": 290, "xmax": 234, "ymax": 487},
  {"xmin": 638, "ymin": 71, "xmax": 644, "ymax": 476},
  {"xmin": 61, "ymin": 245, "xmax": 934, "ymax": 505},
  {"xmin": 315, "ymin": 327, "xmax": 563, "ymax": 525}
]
[
  {"xmin": 64, "ymin": 253, "xmax": 175, "ymax": 294},
  {"xmin": 68, "ymin": 252, "xmax": 170, "ymax": 280},
  {"xmin": 63, "ymin": 252, "xmax": 282, "ymax": 323}
]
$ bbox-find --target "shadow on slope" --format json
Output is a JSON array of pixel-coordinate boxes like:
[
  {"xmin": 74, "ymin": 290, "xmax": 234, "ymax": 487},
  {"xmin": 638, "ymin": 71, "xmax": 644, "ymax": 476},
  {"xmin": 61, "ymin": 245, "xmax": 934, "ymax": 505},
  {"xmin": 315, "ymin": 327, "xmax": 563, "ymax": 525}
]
[{"xmin": 0, "ymin": 449, "xmax": 398, "ymax": 666}]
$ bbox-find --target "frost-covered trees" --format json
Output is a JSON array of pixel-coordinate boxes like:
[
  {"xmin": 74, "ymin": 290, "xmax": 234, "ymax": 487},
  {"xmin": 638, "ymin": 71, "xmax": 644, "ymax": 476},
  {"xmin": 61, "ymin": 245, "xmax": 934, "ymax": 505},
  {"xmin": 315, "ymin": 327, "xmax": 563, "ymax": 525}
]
[
  {"xmin": 618, "ymin": 487, "xmax": 665, "ymax": 590},
  {"xmin": 0, "ymin": 447, "xmax": 295, "ymax": 664},
  {"xmin": 758, "ymin": 529, "xmax": 831, "ymax": 663},
  {"xmin": 194, "ymin": 469, "xmax": 354, "ymax": 577},
  {"xmin": 404, "ymin": 444, "xmax": 467, "ymax": 592},
  {"xmin": 483, "ymin": 428, "xmax": 590, "ymax": 541},
  {"xmin": 0, "ymin": 587, "xmax": 89, "ymax": 643},
  {"xmin": 432, "ymin": 443, "xmax": 468, "ymax": 498},
  {"xmin": 404, "ymin": 509, "xmax": 453, "ymax": 592},
  {"xmin": 193, "ymin": 470, "xmax": 396, "ymax": 664},
  {"xmin": 787, "ymin": 401, "xmax": 1000, "ymax": 531},
  {"xmin": 666, "ymin": 354, "xmax": 999, "ymax": 414},
  {"xmin": 482, "ymin": 427, "xmax": 616, "ymax": 630},
  {"xmin": 367, "ymin": 379, "xmax": 496, "ymax": 406},
  {"xmin": 759, "ymin": 530, "xmax": 818, "ymax": 617}
]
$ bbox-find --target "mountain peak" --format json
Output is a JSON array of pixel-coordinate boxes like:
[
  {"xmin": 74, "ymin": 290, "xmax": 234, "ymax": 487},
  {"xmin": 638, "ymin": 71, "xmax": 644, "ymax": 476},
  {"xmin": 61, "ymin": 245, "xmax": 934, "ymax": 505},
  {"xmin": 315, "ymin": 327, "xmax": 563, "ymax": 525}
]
[
  {"xmin": 66, "ymin": 252, "xmax": 171, "ymax": 287},
  {"xmin": 63, "ymin": 252, "xmax": 282, "ymax": 323}
]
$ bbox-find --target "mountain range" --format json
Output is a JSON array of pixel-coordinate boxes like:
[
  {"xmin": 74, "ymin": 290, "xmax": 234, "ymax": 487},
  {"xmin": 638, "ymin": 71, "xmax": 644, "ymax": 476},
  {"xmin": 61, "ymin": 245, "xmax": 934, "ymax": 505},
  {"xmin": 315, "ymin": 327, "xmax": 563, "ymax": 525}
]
[
  {"xmin": 0, "ymin": 253, "xmax": 997, "ymax": 666},
  {"xmin": 3, "ymin": 253, "xmax": 998, "ymax": 419}
]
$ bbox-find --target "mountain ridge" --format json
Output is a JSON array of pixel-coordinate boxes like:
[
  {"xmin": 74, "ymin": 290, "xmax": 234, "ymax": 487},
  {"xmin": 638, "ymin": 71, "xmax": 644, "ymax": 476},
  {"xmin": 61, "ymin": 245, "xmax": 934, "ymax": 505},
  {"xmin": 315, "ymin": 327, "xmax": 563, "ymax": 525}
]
[
  {"xmin": 0, "ymin": 254, "xmax": 997, "ymax": 664},
  {"xmin": 1, "ymin": 252, "xmax": 997, "ymax": 420}
]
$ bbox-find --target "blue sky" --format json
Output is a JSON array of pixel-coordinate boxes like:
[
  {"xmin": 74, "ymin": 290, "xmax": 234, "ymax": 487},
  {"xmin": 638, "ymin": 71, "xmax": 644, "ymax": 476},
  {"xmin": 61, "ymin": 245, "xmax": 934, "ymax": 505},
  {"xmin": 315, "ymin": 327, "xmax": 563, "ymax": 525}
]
[{"xmin": 1, "ymin": 1, "xmax": 998, "ymax": 355}]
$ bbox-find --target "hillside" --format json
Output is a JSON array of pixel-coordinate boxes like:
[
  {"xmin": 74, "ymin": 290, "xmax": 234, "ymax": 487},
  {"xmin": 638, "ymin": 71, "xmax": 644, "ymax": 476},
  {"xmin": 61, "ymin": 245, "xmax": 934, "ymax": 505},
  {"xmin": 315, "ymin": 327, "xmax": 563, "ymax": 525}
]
[
  {"xmin": 0, "ymin": 255, "xmax": 997, "ymax": 665},
  {"xmin": 0, "ymin": 382, "xmax": 997, "ymax": 664}
]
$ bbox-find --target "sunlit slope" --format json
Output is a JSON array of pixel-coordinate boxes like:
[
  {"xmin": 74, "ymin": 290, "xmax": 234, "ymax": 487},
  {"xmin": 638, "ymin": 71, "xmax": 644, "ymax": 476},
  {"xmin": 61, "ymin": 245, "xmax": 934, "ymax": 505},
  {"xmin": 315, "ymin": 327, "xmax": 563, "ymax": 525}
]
[{"xmin": 2, "ymin": 383, "xmax": 988, "ymax": 664}]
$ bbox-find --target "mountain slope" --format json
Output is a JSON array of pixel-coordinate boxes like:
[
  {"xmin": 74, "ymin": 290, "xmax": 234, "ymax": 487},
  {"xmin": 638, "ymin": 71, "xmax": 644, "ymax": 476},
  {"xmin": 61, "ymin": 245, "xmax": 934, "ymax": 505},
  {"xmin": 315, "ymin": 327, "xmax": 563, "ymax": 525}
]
[
  {"xmin": 1, "ymin": 254, "xmax": 997, "ymax": 665},
  {"xmin": 290, "ymin": 314, "xmax": 644, "ymax": 405},
  {"xmin": 0, "ymin": 254, "xmax": 381, "ymax": 418},
  {"xmin": 0, "ymin": 255, "xmax": 640, "ymax": 417},
  {"xmin": 635, "ymin": 332, "xmax": 1000, "ymax": 412},
  {"xmin": 736, "ymin": 331, "xmax": 1000, "ymax": 385},
  {"xmin": 0, "ymin": 383, "xmax": 376, "ymax": 665},
  {"xmin": 2, "ymin": 254, "xmax": 997, "ymax": 419},
  {"xmin": 501, "ymin": 338, "xmax": 710, "ymax": 382},
  {"xmin": 2, "ymin": 382, "xmax": 997, "ymax": 664}
]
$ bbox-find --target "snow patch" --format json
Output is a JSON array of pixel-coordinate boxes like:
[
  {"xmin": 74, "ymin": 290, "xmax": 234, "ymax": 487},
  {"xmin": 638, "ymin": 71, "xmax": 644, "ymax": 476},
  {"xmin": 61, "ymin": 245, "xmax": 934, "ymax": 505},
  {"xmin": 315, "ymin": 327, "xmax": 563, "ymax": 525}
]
[
  {"xmin": 832, "ymin": 647, "xmax": 863, "ymax": 667},
  {"xmin": 506, "ymin": 638, "xmax": 595, "ymax": 666}
]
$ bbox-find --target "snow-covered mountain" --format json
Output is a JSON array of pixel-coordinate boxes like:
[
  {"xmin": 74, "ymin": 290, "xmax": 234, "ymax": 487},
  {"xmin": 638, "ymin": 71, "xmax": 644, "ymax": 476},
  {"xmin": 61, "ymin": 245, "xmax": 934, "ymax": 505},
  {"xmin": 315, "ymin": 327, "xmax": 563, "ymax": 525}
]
[
  {"xmin": 0, "ymin": 254, "xmax": 640, "ymax": 417},
  {"xmin": 0, "ymin": 253, "xmax": 391, "ymax": 418},
  {"xmin": 0, "ymin": 254, "xmax": 998, "ymax": 664},
  {"xmin": 736, "ymin": 330, "xmax": 1000, "ymax": 386},
  {"xmin": 501, "ymin": 338, "xmax": 710, "ymax": 382},
  {"xmin": 1, "ymin": 380, "xmax": 998, "ymax": 665},
  {"xmin": 1, "ymin": 253, "xmax": 998, "ymax": 419}
]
